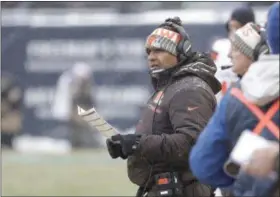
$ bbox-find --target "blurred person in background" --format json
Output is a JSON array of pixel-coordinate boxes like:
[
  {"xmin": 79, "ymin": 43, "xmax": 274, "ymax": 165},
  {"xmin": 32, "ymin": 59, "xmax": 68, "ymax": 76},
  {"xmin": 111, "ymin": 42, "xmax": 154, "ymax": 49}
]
[
  {"xmin": 236, "ymin": 3, "xmax": 280, "ymax": 196},
  {"xmin": 228, "ymin": 22, "xmax": 269, "ymax": 77},
  {"xmin": 226, "ymin": 6, "xmax": 255, "ymax": 37},
  {"xmin": 189, "ymin": 2, "xmax": 279, "ymax": 197},
  {"xmin": 52, "ymin": 62, "xmax": 104, "ymax": 148},
  {"xmin": 106, "ymin": 17, "xmax": 221, "ymax": 197},
  {"xmin": 212, "ymin": 38, "xmax": 237, "ymax": 103},
  {"xmin": 213, "ymin": 6, "xmax": 256, "ymax": 102},
  {"xmin": 1, "ymin": 72, "xmax": 23, "ymax": 148}
]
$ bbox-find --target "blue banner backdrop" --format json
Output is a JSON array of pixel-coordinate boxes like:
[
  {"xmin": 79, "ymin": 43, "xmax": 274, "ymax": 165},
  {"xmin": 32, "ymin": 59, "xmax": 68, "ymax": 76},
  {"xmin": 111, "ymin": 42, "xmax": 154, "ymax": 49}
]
[{"xmin": 1, "ymin": 24, "xmax": 226, "ymax": 136}]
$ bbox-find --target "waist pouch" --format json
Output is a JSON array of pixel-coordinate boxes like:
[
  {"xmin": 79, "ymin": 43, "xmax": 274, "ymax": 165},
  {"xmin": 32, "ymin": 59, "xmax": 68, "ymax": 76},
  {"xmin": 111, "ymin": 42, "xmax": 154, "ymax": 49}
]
[{"xmin": 153, "ymin": 172, "xmax": 183, "ymax": 197}]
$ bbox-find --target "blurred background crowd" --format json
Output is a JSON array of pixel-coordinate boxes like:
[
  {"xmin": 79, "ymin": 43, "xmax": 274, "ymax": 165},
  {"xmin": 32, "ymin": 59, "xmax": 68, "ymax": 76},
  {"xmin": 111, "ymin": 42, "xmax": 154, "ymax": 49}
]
[
  {"xmin": 0, "ymin": 1, "xmax": 273, "ymax": 11},
  {"xmin": 1, "ymin": 1, "xmax": 277, "ymax": 196}
]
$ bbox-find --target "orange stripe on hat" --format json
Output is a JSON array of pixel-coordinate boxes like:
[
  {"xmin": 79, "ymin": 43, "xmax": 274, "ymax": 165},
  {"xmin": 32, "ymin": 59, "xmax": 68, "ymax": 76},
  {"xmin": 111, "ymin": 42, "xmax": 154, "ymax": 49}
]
[
  {"xmin": 145, "ymin": 28, "xmax": 181, "ymax": 56},
  {"xmin": 150, "ymin": 28, "xmax": 181, "ymax": 44}
]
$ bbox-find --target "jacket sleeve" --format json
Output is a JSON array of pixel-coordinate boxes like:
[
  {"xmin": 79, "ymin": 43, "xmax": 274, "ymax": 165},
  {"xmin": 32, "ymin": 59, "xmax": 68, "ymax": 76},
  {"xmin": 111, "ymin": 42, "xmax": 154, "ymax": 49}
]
[
  {"xmin": 189, "ymin": 92, "xmax": 235, "ymax": 187},
  {"xmin": 137, "ymin": 87, "xmax": 215, "ymax": 164}
]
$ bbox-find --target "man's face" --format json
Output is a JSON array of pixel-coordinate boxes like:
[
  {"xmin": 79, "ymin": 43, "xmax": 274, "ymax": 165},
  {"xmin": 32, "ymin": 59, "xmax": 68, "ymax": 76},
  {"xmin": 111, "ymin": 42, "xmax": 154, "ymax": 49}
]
[
  {"xmin": 146, "ymin": 47, "xmax": 178, "ymax": 71},
  {"xmin": 228, "ymin": 20, "xmax": 243, "ymax": 37},
  {"xmin": 228, "ymin": 44, "xmax": 252, "ymax": 76}
]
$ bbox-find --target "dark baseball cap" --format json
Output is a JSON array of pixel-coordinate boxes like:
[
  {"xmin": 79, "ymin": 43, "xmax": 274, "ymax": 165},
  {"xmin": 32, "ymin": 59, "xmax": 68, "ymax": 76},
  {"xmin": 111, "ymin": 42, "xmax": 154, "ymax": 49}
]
[{"xmin": 226, "ymin": 6, "xmax": 255, "ymax": 32}]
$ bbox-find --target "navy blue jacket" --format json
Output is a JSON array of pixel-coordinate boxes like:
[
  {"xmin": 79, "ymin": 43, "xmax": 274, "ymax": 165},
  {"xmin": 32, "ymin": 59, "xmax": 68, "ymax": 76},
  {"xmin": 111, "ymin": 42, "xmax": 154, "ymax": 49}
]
[{"xmin": 189, "ymin": 84, "xmax": 279, "ymax": 195}]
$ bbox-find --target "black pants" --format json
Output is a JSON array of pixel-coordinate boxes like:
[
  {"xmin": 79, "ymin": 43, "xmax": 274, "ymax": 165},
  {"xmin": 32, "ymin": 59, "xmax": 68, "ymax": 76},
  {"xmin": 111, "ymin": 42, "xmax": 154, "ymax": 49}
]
[{"xmin": 1, "ymin": 132, "xmax": 15, "ymax": 148}]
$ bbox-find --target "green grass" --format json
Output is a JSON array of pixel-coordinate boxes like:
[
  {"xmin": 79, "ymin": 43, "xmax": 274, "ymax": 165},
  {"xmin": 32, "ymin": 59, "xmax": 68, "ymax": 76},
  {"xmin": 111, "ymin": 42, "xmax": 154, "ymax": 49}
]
[{"xmin": 2, "ymin": 149, "xmax": 138, "ymax": 196}]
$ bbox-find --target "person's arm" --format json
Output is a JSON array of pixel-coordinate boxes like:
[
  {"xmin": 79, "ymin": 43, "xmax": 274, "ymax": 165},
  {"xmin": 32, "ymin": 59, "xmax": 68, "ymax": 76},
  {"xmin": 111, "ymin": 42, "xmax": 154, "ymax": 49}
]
[
  {"xmin": 137, "ymin": 87, "xmax": 215, "ymax": 164},
  {"xmin": 242, "ymin": 143, "xmax": 279, "ymax": 177},
  {"xmin": 189, "ymin": 92, "xmax": 235, "ymax": 188}
]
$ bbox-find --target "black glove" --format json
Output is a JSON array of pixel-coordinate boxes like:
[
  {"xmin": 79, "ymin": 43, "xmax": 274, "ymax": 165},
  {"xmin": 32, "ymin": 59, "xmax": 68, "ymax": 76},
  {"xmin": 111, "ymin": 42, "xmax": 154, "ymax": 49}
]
[
  {"xmin": 106, "ymin": 139, "xmax": 127, "ymax": 159},
  {"xmin": 106, "ymin": 134, "xmax": 141, "ymax": 159}
]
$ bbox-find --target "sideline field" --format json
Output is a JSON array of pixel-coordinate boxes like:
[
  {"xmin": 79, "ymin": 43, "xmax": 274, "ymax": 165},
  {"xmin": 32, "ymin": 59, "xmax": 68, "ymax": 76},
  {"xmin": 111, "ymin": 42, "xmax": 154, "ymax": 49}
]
[{"xmin": 2, "ymin": 149, "xmax": 137, "ymax": 196}]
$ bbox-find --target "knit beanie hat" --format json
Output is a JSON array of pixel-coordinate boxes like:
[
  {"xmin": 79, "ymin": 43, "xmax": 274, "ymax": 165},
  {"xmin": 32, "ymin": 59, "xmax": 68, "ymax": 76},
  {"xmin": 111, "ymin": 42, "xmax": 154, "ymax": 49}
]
[
  {"xmin": 226, "ymin": 7, "xmax": 255, "ymax": 32},
  {"xmin": 230, "ymin": 23, "xmax": 264, "ymax": 59},
  {"xmin": 267, "ymin": 2, "xmax": 279, "ymax": 54},
  {"xmin": 145, "ymin": 27, "xmax": 181, "ymax": 56}
]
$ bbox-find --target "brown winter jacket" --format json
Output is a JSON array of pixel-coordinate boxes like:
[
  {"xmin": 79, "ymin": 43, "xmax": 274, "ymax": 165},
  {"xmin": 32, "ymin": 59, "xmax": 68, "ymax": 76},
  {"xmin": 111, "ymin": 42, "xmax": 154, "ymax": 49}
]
[{"xmin": 127, "ymin": 55, "xmax": 221, "ymax": 196}]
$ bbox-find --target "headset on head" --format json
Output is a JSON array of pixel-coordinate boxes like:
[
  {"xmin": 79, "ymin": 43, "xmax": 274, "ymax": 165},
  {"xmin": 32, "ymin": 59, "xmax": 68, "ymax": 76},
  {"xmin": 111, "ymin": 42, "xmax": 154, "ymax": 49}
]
[
  {"xmin": 160, "ymin": 17, "xmax": 192, "ymax": 61},
  {"xmin": 253, "ymin": 36, "xmax": 270, "ymax": 61},
  {"xmin": 252, "ymin": 24, "xmax": 270, "ymax": 61}
]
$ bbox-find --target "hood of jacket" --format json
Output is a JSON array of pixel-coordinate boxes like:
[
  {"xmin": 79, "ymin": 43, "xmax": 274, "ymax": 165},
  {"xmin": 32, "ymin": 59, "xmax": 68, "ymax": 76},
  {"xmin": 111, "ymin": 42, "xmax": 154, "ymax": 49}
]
[
  {"xmin": 151, "ymin": 52, "xmax": 221, "ymax": 94},
  {"xmin": 173, "ymin": 61, "xmax": 222, "ymax": 94},
  {"xmin": 241, "ymin": 54, "xmax": 279, "ymax": 106}
]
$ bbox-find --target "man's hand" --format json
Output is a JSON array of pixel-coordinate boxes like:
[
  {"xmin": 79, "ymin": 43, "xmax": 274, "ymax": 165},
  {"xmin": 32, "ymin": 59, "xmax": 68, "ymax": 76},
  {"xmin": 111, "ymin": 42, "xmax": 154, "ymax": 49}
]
[
  {"xmin": 106, "ymin": 134, "xmax": 141, "ymax": 159},
  {"xmin": 106, "ymin": 139, "xmax": 127, "ymax": 159},
  {"xmin": 242, "ymin": 142, "xmax": 279, "ymax": 177}
]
